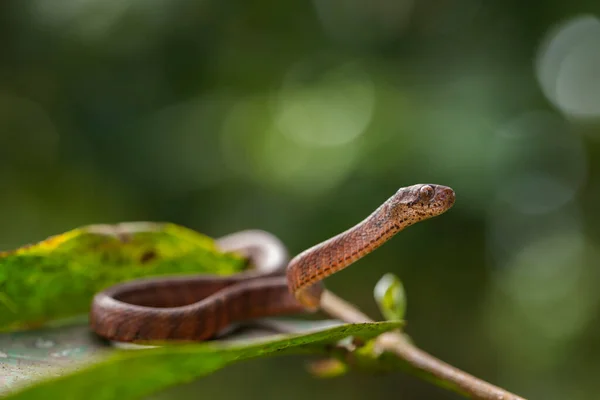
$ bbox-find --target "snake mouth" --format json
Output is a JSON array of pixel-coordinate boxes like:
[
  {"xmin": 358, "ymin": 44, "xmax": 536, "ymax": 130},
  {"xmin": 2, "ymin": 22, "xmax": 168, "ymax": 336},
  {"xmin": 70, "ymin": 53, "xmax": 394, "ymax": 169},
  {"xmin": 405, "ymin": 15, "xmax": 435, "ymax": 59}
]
[{"xmin": 434, "ymin": 185, "xmax": 455, "ymax": 209}]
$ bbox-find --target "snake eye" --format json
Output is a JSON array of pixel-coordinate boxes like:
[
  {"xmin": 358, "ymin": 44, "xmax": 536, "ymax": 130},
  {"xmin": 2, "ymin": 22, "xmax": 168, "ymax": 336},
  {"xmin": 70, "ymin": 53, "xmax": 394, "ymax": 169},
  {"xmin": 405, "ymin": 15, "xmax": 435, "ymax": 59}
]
[{"xmin": 419, "ymin": 185, "xmax": 434, "ymax": 199}]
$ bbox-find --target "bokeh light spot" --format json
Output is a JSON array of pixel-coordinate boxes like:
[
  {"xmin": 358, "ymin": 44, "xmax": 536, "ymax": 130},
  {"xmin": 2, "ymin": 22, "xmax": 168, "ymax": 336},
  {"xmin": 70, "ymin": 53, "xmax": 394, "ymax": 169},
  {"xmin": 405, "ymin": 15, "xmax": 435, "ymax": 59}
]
[
  {"xmin": 274, "ymin": 62, "xmax": 375, "ymax": 148},
  {"xmin": 222, "ymin": 97, "xmax": 360, "ymax": 197},
  {"xmin": 536, "ymin": 15, "xmax": 600, "ymax": 119}
]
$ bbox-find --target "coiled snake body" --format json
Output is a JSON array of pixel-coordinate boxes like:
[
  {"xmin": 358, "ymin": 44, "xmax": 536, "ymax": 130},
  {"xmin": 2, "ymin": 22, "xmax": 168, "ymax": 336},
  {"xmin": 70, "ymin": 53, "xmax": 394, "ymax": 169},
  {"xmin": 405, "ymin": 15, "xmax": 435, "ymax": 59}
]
[{"xmin": 90, "ymin": 184, "xmax": 455, "ymax": 342}]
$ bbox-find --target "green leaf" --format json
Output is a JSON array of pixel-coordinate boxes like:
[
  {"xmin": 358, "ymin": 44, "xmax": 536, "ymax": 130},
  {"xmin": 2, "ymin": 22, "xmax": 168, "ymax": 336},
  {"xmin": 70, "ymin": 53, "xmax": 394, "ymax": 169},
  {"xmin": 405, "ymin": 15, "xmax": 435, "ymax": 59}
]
[
  {"xmin": 0, "ymin": 223, "xmax": 245, "ymax": 330},
  {"xmin": 5, "ymin": 321, "xmax": 401, "ymax": 400},
  {"xmin": 373, "ymin": 273, "xmax": 406, "ymax": 321}
]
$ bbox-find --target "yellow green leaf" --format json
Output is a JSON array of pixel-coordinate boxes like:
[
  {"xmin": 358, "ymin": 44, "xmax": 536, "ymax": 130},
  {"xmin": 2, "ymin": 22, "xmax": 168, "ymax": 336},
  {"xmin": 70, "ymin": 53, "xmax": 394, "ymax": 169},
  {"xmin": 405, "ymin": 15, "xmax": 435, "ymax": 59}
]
[{"xmin": 0, "ymin": 222, "xmax": 245, "ymax": 331}]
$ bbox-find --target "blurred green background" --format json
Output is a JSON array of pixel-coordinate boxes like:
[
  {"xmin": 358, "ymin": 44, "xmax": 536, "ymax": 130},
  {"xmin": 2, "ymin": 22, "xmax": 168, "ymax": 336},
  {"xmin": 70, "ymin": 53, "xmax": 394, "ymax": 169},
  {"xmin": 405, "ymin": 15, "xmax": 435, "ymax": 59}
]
[{"xmin": 2, "ymin": 1, "xmax": 600, "ymax": 399}]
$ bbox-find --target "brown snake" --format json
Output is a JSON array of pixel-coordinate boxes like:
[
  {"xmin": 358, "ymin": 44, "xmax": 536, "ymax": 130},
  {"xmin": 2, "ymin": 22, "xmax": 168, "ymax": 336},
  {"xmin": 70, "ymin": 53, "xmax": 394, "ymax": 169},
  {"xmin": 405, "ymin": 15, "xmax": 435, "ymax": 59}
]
[{"xmin": 90, "ymin": 184, "xmax": 455, "ymax": 342}]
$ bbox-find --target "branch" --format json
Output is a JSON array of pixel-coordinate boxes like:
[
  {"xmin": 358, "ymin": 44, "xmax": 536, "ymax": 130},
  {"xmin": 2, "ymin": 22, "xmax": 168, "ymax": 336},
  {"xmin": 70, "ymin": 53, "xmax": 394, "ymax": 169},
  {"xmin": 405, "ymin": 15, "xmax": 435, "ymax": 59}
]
[{"xmin": 319, "ymin": 290, "xmax": 526, "ymax": 400}]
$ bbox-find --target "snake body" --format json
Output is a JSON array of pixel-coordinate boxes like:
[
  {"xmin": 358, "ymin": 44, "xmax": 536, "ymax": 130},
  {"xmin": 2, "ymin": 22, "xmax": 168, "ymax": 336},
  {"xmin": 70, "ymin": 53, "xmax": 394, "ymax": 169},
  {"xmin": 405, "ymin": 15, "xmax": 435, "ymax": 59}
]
[{"xmin": 90, "ymin": 184, "xmax": 455, "ymax": 342}]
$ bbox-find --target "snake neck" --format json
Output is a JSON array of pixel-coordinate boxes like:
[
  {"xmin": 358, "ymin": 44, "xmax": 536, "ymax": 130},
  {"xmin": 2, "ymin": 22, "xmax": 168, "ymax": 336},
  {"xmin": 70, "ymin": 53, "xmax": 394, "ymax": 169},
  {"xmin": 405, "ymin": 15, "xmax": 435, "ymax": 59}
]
[{"xmin": 287, "ymin": 201, "xmax": 416, "ymax": 303}]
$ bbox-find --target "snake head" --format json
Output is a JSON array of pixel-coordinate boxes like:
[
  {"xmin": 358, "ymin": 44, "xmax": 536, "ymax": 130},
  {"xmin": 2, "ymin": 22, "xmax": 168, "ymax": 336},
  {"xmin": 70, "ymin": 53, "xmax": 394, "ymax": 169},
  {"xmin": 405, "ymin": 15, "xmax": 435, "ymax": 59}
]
[{"xmin": 391, "ymin": 184, "xmax": 455, "ymax": 221}]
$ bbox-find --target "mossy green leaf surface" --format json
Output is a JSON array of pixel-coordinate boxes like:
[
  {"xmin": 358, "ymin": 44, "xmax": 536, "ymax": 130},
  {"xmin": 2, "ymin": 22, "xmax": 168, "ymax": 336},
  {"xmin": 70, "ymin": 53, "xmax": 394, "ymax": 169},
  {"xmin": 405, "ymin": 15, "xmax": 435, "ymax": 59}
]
[
  {"xmin": 0, "ymin": 223, "xmax": 245, "ymax": 330},
  {"xmin": 6, "ymin": 321, "xmax": 401, "ymax": 400}
]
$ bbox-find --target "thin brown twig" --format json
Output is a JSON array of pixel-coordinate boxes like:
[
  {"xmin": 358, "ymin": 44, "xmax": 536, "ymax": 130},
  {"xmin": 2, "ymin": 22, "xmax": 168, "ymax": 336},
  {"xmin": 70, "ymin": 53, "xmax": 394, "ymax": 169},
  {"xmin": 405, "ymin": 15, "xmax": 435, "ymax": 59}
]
[{"xmin": 319, "ymin": 290, "xmax": 526, "ymax": 400}]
